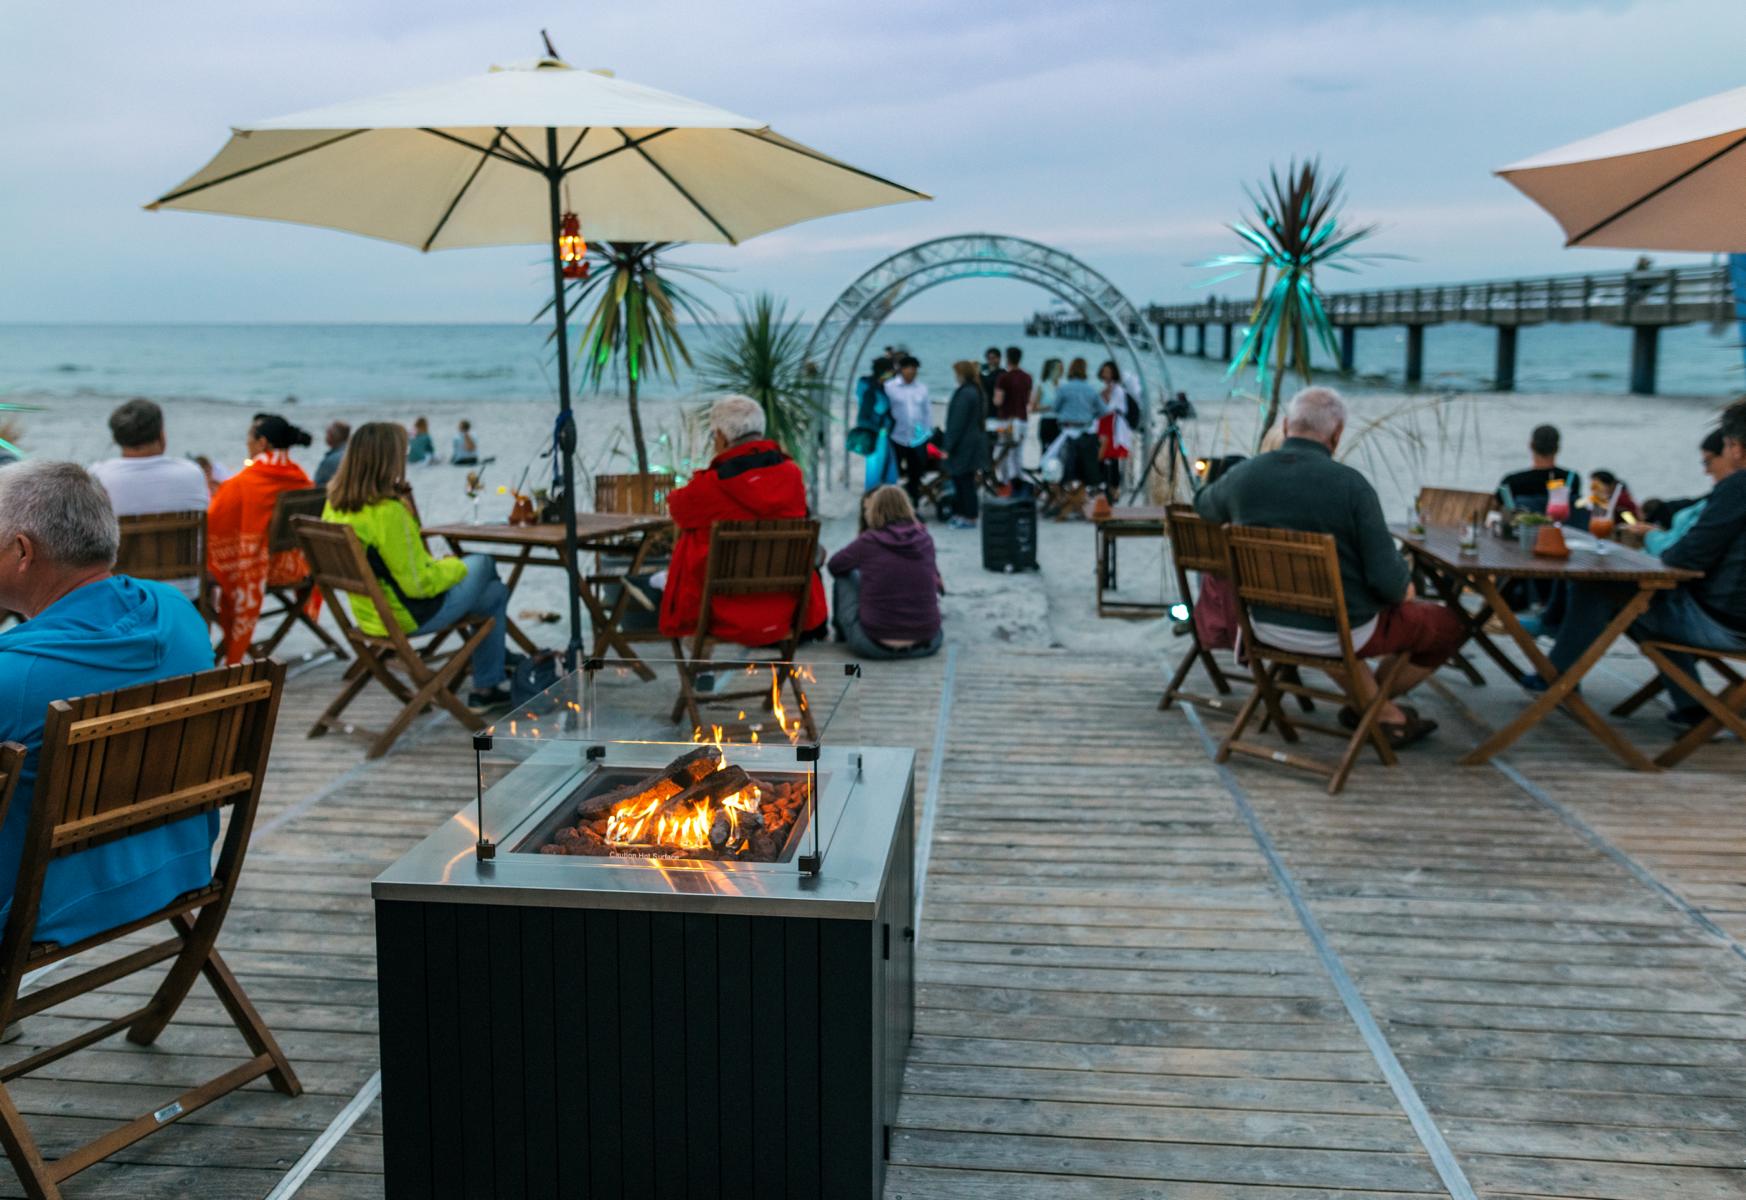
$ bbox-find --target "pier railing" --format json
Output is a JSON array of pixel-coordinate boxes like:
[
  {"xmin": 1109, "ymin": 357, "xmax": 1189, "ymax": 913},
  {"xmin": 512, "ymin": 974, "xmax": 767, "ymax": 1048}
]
[{"xmin": 1143, "ymin": 263, "xmax": 1733, "ymax": 329}]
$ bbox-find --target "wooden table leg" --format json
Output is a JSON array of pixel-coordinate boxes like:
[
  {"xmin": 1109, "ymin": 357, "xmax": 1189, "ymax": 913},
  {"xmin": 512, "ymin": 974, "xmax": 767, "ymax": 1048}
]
[
  {"xmin": 444, "ymin": 537, "xmax": 542, "ymax": 655},
  {"xmin": 1462, "ymin": 577, "xmax": 1658, "ymax": 770},
  {"xmin": 1424, "ymin": 562, "xmax": 1523, "ymax": 680},
  {"xmin": 575, "ymin": 539, "xmax": 656, "ymax": 681}
]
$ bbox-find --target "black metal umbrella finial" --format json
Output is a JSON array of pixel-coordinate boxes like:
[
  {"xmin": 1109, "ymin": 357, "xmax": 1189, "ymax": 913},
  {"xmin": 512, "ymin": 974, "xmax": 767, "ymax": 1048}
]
[{"xmin": 541, "ymin": 29, "xmax": 561, "ymax": 61}]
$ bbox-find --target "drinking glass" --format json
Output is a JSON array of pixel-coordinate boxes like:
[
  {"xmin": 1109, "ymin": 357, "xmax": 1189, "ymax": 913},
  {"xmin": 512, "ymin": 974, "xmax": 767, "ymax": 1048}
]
[{"xmin": 1459, "ymin": 521, "xmax": 1478, "ymax": 554}]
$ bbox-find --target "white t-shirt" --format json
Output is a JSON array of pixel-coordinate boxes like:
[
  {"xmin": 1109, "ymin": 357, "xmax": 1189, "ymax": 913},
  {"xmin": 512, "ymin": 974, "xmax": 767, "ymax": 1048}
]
[
  {"xmin": 90, "ymin": 455, "xmax": 210, "ymax": 517},
  {"xmin": 1250, "ymin": 615, "xmax": 1379, "ymax": 659},
  {"xmin": 882, "ymin": 379, "xmax": 931, "ymax": 447},
  {"xmin": 89, "ymin": 455, "xmax": 211, "ymax": 598}
]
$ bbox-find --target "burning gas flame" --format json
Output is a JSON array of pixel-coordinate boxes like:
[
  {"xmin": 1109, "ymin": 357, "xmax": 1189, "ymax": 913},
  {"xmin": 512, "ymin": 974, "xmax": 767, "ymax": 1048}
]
[{"xmin": 604, "ymin": 750, "xmax": 760, "ymax": 852}]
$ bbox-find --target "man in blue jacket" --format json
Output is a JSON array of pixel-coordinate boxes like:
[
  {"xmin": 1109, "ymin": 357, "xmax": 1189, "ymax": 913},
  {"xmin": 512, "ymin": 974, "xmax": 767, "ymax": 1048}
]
[
  {"xmin": 1547, "ymin": 399, "xmax": 1746, "ymax": 728},
  {"xmin": 0, "ymin": 461, "xmax": 217, "ymax": 946}
]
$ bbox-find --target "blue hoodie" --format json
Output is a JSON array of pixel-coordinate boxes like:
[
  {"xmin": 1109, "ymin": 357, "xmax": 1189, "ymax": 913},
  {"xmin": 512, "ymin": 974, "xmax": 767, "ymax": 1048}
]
[{"xmin": 0, "ymin": 577, "xmax": 218, "ymax": 946}]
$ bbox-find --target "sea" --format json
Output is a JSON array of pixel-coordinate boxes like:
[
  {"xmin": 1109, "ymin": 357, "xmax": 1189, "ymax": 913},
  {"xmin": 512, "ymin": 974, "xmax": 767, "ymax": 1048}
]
[{"xmin": 2, "ymin": 319, "xmax": 1741, "ymax": 414}]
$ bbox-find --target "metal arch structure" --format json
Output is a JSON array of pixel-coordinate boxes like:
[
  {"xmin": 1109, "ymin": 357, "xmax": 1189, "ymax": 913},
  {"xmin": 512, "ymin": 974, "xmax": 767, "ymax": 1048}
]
[{"xmin": 802, "ymin": 233, "xmax": 1172, "ymax": 485}]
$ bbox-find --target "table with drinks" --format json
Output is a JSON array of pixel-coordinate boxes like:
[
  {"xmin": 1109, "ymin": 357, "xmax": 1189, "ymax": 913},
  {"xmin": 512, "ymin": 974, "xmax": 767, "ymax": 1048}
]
[{"xmin": 1393, "ymin": 508, "xmax": 1698, "ymax": 770}]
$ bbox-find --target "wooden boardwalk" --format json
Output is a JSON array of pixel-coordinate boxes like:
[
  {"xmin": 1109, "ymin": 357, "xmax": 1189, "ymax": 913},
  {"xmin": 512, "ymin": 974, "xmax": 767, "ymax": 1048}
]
[{"xmin": 1, "ymin": 636, "xmax": 1743, "ymax": 1198}]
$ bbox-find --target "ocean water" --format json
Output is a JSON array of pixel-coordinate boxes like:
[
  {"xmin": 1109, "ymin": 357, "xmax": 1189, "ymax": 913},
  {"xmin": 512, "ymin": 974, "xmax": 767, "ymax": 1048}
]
[{"xmin": 2, "ymin": 318, "xmax": 1741, "ymax": 415}]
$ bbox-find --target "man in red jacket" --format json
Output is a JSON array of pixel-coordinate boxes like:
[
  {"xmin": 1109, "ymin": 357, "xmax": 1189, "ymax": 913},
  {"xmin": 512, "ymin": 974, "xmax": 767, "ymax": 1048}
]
[{"xmin": 649, "ymin": 396, "xmax": 828, "ymax": 646}]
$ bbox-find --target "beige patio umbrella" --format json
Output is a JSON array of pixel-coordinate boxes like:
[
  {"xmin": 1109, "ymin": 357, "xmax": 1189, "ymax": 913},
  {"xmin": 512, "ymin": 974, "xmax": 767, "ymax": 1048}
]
[
  {"xmin": 148, "ymin": 46, "xmax": 928, "ymax": 661},
  {"xmin": 1496, "ymin": 84, "xmax": 1746, "ymax": 249}
]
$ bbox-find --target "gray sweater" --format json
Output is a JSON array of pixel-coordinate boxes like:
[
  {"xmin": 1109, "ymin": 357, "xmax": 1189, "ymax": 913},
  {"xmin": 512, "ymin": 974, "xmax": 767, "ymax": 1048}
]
[{"xmin": 1194, "ymin": 437, "xmax": 1410, "ymax": 631}]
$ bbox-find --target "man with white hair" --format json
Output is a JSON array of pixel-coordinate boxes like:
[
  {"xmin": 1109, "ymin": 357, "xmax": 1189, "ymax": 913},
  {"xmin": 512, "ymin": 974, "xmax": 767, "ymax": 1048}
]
[
  {"xmin": 632, "ymin": 396, "xmax": 826, "ymax": 646},
  {"xmin": 1195, "ymin": 387, "xmax": 1462, "ymax": 746},
  {"xmin": 0, "ymin": 461, "xmax": 220, "ymax": 946}
]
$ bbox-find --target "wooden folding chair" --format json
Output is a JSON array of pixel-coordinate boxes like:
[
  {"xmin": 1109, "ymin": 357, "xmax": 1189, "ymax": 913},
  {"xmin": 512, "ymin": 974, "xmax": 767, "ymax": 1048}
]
[
  {"xmin": 669, "ymin": 519, "xmax": 821, "ymax": 739},
  {"xmin": 1626, "ymin": 642, "xmax": 1746, "ymax": 768},
  {"xmin": 251, "ymin": 487, "xmax": 348, "ymax": 661},
  {"xmin": 1216, "ymin": 525, "xmax": 1404, "ymax": 795},
  {"xmin": 293, "ymin": 517, "xmax": 494, "ymax": 758},
  {"xmin": 589, "ymin": 473, "xmax": 678, "ymax": 640},
  {"xmin": 0, "ymin": 662, "xmax": 299, "ymax": 1199},
  {"xmin": 1160, "ymin": 505, "xmax": 1241, "ymax": 713},
  {"xmin": 115, "ymin": 511, "xmax": 212, "ymax": 628}
]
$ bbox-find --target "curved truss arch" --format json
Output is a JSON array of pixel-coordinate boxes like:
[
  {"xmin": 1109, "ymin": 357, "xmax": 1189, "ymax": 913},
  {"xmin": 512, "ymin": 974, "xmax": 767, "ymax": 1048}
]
[{"xmin": 802, "ymin": 233, "xmax": 1171, "ymax": 485}]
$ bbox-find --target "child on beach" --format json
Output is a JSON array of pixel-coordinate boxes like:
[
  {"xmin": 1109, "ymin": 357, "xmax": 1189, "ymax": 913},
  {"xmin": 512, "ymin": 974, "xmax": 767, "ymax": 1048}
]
[{"xmin": 452, "ymin": 419, "xmax": 480, "ymax": 465}]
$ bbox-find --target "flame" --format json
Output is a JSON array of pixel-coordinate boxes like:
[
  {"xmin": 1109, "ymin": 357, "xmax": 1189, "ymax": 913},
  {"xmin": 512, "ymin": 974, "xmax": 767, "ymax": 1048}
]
[
  {"xmin": 769, "ymin": 670, "xmax": 806, "ymax": 744},
  {"xmin": 603, "ymin": 754, "xmax": 760, "ymax": 852}
]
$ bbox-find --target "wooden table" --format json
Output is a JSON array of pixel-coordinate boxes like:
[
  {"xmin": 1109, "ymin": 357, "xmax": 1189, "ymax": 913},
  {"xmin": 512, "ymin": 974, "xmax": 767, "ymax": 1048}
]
[
  {"xmin": 422, "ymin": 516, "xmax": 673, "ymax": 677},
  {"xmin": 1394, "ymin": 524, "xmax": 1698, "ymax": 770},
  {"xmin": 1094, "ymin": 506, "xmax": 1172, "ymax": 619}
]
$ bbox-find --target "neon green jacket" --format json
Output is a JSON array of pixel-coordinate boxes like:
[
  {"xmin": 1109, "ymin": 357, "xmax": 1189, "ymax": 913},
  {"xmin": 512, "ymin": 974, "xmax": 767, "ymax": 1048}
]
[{"xmin": 320, "ymin": 498, "xmax": 466, "ymax": 636}]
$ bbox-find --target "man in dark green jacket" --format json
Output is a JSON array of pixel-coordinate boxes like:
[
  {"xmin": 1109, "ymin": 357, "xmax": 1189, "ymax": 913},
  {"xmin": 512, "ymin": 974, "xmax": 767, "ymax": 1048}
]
[{"xmin": 1195, "ymin": 387, "xmax": 1462, "ymax": 744}]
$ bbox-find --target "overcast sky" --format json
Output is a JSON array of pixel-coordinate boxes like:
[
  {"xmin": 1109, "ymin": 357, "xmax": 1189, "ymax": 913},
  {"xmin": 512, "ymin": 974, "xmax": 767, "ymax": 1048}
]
[{"xmin": 3, "ymin": 0, "xmax": 1743, "ymax": 324}]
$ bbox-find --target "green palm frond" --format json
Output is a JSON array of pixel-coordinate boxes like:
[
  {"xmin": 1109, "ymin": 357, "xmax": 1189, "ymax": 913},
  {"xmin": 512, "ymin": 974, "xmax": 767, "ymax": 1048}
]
[{"xmin": 698, "ymin": 293, "xmax": 825, "ymax": 463}]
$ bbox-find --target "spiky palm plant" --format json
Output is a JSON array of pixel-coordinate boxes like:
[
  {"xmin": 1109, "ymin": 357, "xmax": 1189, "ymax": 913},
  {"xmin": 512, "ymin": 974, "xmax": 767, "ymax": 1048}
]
[
  {"xmin": 553, "ymin": 241, "xmax": 715, "ymax": 475},
  {"xmin": 0, "ymin": 402, "xmax": 33, "ymax": 462},
  {"xmin": 698, "ymin": 294, "xmax": 825, "ymax": 463},
  {"xmin": 1203, "ymin": 159, "xmax": 1383, "ymax": 445}
]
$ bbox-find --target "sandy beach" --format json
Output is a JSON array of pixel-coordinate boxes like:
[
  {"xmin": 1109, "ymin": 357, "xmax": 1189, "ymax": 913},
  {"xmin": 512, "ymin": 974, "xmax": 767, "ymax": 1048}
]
[{"xmin": 7, "ymin": 383, "xmax": 1736, "ymax": 661}]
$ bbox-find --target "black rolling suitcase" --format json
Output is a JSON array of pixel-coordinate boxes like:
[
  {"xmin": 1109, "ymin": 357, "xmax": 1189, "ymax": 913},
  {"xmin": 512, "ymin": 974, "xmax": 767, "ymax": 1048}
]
[{"xmin": 981, "ymin": 494, "xmax": 1038, "ymax": 572}]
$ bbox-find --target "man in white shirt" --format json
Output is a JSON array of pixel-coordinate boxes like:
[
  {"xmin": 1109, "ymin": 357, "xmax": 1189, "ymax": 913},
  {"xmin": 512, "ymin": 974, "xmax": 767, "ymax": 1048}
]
[
  {"xmin": 882, "ymin": 355, "xmax": 932, "ymax": 504},
  {"xmin": 89, "ymin": 398, "xmax": 211, "ymax": 598}
]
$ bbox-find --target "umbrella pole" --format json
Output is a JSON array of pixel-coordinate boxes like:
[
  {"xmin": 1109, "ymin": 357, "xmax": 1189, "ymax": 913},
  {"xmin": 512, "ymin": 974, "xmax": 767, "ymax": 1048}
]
[{"xmin": 545, "ymin": 127, "xmax": 585, "ymax": 671}]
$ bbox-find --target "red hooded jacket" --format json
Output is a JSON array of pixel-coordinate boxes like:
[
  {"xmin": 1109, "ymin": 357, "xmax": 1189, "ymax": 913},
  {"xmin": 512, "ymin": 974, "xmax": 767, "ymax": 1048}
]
[{"xmin": 658, "ymin": 439, "xmax": 829, "ymax": 644}]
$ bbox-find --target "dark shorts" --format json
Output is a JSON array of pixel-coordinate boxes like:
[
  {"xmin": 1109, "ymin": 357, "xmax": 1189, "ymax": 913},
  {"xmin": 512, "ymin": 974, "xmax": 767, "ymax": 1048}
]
[{"xmin": 1357, "ymin": 600, "xmax": 1465, "ymax": 669}]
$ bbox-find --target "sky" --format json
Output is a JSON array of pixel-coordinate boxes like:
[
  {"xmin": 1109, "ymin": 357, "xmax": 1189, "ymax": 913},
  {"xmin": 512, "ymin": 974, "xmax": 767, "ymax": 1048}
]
[{"xmin": 3, "ymin": 0, "xmax": 1744, "ymax": 325}]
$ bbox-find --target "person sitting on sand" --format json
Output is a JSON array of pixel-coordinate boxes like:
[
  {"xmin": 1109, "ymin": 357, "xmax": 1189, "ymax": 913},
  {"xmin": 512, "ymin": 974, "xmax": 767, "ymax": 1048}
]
[
  {"xmin": 1540, "ymin": 400, "xmax": 1746, "ymax": 730},
  {"xmin": 321, "ymin": 423, "xmax": 512, "ymax": 707},
  {"xmin": 1195, "ymin": 386, "xmax": 1463, "ymax": 748},
  {"xmin": 0, "ymin": 461, "xmax": 220, "ymax": 945},
  {"xmin": 89, "ymin": 398, "xmax": 212, "ymax": 599},
  {"xmin": 314, "ymin": 420, "xmax": 350, "ymax": 487},
  {"xmin": 621, "ymin": 396, "xmax": 827, "ymax": 647},
  {"xmin": 407, "ymin": 417, "xmax": 436, "ymax": 465},
  {"xmin": 208, "ymin": 413, "xmax": 318, "ymax": 664},
  {"xmin": 452, "ymin": 419, "xmax": 480, "ymax": 466},
  {"xmin": 829, "ymin": 485, "xmax": 943, "ymax": 660}
]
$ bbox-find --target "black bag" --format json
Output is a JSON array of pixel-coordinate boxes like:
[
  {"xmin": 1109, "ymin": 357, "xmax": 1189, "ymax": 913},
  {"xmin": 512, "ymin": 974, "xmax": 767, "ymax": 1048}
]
[
  {"xmin": 511, "ymin": 650, "xmax": 562, "ymax": 708},
  {"xmin": 1124, "ymin": 392, "xmax": 1143, "ymax": 430},
  {"xmin": 365, "ymin": 545, "xmax": 445, "ymax": 627}
]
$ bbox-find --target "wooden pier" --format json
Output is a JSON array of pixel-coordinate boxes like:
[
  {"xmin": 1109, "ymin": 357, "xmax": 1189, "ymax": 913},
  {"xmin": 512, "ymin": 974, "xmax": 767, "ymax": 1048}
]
[{"xmin": 1035, "ymin": 263, "xmax": 1736, "ymax": 394}]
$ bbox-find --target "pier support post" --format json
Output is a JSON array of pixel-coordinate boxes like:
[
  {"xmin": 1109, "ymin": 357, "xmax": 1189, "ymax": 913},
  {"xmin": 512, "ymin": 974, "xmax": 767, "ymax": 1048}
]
[
  {"xmin": 1221, "ymin": 323, "xmax": 1234, "ymax": 361},
  {"xmin": 1494, "ymin": 325, "xmax": 1518, "ymax": 392},
  {"xmin": 1170, "ymin": 324, "xmax": 1184, "ymax": 354},
  {"xmin": 1194, "ymin": 324, "xmax": 1206, "ymax": 356},
  {"xmin": 1630, "ymin": 325, "xmax": 1659, "ymax": 395},
  {"xmin": 1339, "ymin": 327, "xmax": 1356, "ymax": 373},
  {"xmin": 1405, "ymin": 325, "xmax": 1424, "ymax": 385}
]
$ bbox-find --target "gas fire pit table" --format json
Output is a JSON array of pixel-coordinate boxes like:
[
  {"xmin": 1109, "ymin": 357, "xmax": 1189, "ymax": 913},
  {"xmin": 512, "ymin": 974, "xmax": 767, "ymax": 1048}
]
[{"xmin": 372, "ymin": 659, "xmax": 915, "ymax": 1200}]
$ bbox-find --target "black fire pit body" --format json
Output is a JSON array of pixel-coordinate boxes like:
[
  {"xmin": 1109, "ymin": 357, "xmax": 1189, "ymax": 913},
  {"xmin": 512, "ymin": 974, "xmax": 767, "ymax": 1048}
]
[{"xmin": 372, "ymin": 725, "xmax": 915, "ymax": 1200}]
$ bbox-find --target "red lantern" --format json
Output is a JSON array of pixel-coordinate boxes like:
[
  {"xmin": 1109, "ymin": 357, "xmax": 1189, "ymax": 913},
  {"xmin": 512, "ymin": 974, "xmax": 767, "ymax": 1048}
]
[{"xmin": 559, "ymin": 212, "xmax": 589, "ymax": 279}]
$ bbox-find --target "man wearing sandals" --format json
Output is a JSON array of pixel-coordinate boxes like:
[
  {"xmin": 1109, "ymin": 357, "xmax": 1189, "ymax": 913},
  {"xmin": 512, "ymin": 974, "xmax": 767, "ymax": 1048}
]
[{"xmin": 1195, "ymin": 387, "xmax": 1462, "ymax": 747}]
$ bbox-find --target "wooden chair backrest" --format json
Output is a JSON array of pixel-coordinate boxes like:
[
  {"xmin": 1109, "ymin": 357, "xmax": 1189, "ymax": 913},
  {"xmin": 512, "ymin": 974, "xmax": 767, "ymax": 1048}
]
[
  {"xmin": 266, "ymin": 487, "xmax": 330, "ymax": 556},
  {"xmin": 1417, "ymin": 486, "xmax": 1495, "ymax": 528},
  {"xmin": 1166, "ymin": 504, "xmax": 1228, "ymax": 576},
  {"xmin": 0, "ymin": 661, "xmax": 283, "ymax": 965},
  {"xmin": 0, "ymin": 743, "xmax": 19, "ymax": 837},
  {"xmin": 116, "ymin": 511, "xmax": 206, "ymax": 583},
  {"xmin": 292, "ymin": 516, "xmax": 406, "ymax": 649},
  {"xmin": 1223, "ymin": 524, "xmax": 1355, "ymax": 655},
  {"xmin": 595, "ymin": 473, "xmax": 674, "ymax": 516},
  {"xmin": 695, "ymin": 520, "xmax": 819, "ymax": 643}
]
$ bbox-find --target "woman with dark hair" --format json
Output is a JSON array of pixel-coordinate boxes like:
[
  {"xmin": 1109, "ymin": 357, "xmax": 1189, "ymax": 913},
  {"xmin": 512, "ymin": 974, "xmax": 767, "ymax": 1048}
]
[
  {"xmin": 1095, "ymin": 360, "xmax": 1133, "ymax": 500},
  {"xmin": 322, "ymin": 422, "xmax": 512, "ymax": 706},
  {"xmin": 208, "ymin": 412, "xmax": 317, "ymax": 663},
  {"xmin": 944, "ymin": 361, "xmax": 988, "ymax": 529}
]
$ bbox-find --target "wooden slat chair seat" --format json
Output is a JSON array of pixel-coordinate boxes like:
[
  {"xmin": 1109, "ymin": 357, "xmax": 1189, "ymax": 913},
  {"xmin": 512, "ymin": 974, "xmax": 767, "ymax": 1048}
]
[
  {"xmin": 1411, "ymin": 486, "xmax": 1498, "ymax": 688},
  {"xmin": 0, "ymin": 662, "xmax": 299, "ymax": 1199},
  {"xmin": 669, "ymin": 519, "xmax": 821, "ymax": 740},
  {"xmin": 293, "ymin": 516, "xmax": 494, "ymax": 759},
  {"xmin": 1623, "ymin": 641, "xmax": 1746, "ymax": 768},
  {"xmin": 115, "ymin": 510, "xmax": 212, "ymax": 630},
  {"xmin": 250, "ymin": 486, "xmax": 348, "ymax": 661},
  {"xmin": 1216, "ymin": 525, "xmax": 1405, "ymax": 795}
]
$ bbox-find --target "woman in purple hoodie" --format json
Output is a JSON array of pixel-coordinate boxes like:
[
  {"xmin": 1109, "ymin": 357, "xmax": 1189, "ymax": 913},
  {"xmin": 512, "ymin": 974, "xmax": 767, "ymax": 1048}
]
[{"xmin": 829, "ymin": 485, "xmax": 944, "ymax": 660}]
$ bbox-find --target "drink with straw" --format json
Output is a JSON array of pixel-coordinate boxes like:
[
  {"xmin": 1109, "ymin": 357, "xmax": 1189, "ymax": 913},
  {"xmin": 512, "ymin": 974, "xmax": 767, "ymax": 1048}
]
[{"xmin": 1545, "ymin": 476, "xmax": 1571, "ymax": 525}]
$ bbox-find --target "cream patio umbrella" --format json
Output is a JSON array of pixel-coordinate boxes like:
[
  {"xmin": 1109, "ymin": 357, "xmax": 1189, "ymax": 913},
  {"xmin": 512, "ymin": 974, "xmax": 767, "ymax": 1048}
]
[
  {"xmin": 1496, "ymin": 84, "xmax": 1746, "ymax": 249},
  {"xmin": 149, "ymin": 45, "xmax": 928, "ymax": 662}
]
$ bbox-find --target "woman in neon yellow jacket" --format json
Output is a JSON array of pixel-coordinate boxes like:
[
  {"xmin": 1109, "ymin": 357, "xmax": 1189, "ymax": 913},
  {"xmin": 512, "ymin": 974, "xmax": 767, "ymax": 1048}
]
[{"xmin": 321, "ymin": 422, "xmax": 511, "ymax": 706}]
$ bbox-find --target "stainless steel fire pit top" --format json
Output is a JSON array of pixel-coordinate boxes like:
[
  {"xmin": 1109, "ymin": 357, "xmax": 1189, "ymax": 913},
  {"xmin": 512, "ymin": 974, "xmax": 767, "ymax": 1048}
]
[{"xmin": 372, "ymin": 742, "xmax": 915, "ymax": 919}]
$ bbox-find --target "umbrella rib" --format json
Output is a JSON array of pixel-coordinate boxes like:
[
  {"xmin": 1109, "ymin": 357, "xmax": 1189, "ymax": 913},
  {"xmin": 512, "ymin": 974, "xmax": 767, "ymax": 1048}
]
[
  {"xmin": 498, "ymin": 128, "xmax": 545, "ymax": 169},
  {"xmin": 730, "ymin": 128, "xmax": 931, "ymax": 199},
  {"xmin": 149, "ymin": 129, "xmax": 367, "ymax": 206},
  {"xmin": 418, "ymin": 127, "xmax": 541, "ymax": 172},
  {"xmin": 619, "ymin": 129, "xmax": 735, "ymax": 243},
  {"xmin": 561, "ymin": 129, "xmax": 675, "ymax": 176},
  {"xmin": 1565, "ymin": 130, "xmax": 1746, "ymax": 245},
  {"xmin": 421, "ymin": 128, "xmax": 506, "ymax": 253},
  {"xmin": 558, "ymin": 128, "xmax": 590, "ymax": 170}
]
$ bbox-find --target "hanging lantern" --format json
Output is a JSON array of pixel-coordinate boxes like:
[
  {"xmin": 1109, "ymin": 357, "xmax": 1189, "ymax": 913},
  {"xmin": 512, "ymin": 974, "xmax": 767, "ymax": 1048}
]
[{"xmin": 559, "ymin": 212, "xmax": 589, "ymax": 280}]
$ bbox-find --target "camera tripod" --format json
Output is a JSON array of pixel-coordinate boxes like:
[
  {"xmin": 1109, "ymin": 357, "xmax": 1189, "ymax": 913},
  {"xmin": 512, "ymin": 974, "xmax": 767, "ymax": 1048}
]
[{"xmin": 1128, "ymin": 413, "xmax": 1197, "ymax": 505}]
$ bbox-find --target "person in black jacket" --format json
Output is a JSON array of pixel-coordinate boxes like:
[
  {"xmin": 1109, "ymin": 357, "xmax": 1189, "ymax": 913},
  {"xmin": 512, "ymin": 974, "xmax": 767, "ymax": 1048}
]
[
  {"xmin": 1545, "ymin": 399, "xmax": 1746, "ymax": 727},
  {"xmin": 943, "ymin": 360, "xmax": 988, "ymax": 529}
]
